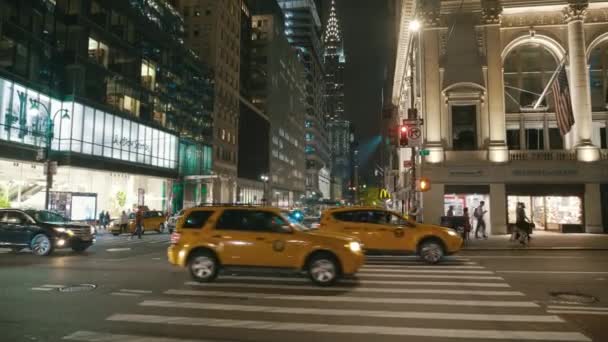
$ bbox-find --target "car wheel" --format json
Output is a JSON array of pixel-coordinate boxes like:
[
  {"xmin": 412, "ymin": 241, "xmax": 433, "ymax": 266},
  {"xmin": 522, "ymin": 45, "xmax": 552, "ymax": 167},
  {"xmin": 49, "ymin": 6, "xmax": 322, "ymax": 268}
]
[
  {"xmin": 419, "ymin": 240, "xmax": 444, "ymax": 264},
  {"xmin": 308, "ymin": 254, "xmax": 339, "ymax": 286},
  {"xmin": 30, "ymin": 234, "xmax": 53, "ymax": 256},
  {"xmin": 188, "ymin": 252, "xmax": 219, "ymax": 283}
]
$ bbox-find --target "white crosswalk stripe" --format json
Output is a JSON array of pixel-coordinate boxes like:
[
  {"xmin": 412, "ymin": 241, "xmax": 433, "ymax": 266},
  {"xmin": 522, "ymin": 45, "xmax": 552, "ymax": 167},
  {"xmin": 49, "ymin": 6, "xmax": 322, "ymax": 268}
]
[
  {"xmin": 93, "ymin": 234, "xmax": 169, "ymax": 247},
  {"xmin": 62, "ymin": 259, "xmax": 591, "ymax": 342}
]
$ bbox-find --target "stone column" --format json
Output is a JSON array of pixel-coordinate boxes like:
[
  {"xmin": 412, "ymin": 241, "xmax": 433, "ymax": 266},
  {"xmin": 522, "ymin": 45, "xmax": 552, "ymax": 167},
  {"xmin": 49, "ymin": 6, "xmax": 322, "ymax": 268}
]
[
  {"xmin": 565, "ymin": 1, "xmax": 600, "ymax": 162},
  {"xmin": 482, "ymin": 1, "xmax": 509, "ymax": 163},
  {"xmin": 584, "ymin": 183, "xmax": 602, "ymax": 233},
  {"xmin": 489, "ymin": 183, "xmax": 507, "ymax": 235},
  {"xmin": 419, "ymin": 1, "xmax": 444, "ymax": 163},
  {"xmin": 422, "ymin": 183, "xmax": 444, "ymax": 225}
]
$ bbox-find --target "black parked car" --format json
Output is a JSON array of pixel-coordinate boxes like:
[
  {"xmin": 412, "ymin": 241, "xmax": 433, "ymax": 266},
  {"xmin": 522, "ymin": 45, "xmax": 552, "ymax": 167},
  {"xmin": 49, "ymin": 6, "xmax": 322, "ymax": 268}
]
[{"xmin": 0, "ymin": 209, "xmax": 95, "ymax": 256}]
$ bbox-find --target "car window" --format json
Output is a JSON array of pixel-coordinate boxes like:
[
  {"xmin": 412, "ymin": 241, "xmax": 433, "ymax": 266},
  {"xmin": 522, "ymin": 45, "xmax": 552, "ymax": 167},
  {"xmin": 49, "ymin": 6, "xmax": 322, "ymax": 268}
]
[
  {"xmin": 31, "ymin": 210, "xmax": 67, "ymax": 223},
  {"xmin": 332, "ymin": 211, "xmax": 356, "ymax": 222},
  {"xmin": 387, "ymin": 213, "xmax": 409, "ymax": 226},
  {"xmin": 5, "ymin": 211, "xmax": 27, "ymax": 224},
  {"xmin": 182, "ymin": 211, "xmax": 214, "ymax": 229},
  {"xmin": 216, "ymin": 210, "xmax": 288, "ymax": 233}
]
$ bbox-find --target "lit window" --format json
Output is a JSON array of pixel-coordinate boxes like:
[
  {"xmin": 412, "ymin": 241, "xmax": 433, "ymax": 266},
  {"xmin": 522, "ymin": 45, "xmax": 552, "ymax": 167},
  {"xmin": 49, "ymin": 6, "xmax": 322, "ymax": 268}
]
[
  {"xmin": 141, "ymin": 59, "xmax": 157, "ymax": 91},
  {"xmin": 88, "ymin": 37, "xmax": 109, "ymax": 67}
]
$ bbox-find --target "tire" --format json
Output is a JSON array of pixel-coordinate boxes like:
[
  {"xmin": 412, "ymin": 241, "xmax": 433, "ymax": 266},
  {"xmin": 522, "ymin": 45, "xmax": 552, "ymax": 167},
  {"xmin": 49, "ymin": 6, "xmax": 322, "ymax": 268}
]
[
  {"xmin": 71, "ymin": 244, "xmax": 89, "ymax": 253},
  {"xmin": 30, "ymin": 234, "xmax": 53, "ymax": 256},
  {"xmin": 188, "ymin": 251, "xmax": 219, "ymax": 283},
  {"xmin": 307, "ymin": 253, "xmax": 340, "ymax": 286},
  {"xmin": 418, "ymin": 240, "xmax": 444, "ymax": 264}
]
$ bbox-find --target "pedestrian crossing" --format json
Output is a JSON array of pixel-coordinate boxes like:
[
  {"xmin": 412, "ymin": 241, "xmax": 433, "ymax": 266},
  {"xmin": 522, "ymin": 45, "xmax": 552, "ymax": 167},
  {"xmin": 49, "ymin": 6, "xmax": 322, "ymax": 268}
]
[
  {"xmin": 93, "ymin": 233, "xmax": 170, "ymax": 248},
  {"xmin": 62, "ymin": 256, "xmax": 591, "ymax": 342}
]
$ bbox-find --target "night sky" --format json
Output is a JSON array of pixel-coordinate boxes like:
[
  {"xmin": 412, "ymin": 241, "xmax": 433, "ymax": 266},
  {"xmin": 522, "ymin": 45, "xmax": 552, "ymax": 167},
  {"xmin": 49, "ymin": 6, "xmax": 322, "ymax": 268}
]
[{"xmin": 335, "ymin": 0, "xmax": 390, "ymax": 178}]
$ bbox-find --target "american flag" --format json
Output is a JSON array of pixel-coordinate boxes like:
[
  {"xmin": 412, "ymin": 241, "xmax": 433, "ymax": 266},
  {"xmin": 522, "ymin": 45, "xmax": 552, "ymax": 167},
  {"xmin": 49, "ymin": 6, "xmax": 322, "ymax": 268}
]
[{"xmin": 551, "ymin": 64, "xmax": 575, "ymax": 136}]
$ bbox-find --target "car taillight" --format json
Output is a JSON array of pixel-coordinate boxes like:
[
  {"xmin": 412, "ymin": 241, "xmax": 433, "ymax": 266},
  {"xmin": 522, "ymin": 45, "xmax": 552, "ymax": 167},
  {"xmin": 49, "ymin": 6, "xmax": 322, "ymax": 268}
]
[{"xmin": 170, "ymin": 232, "xmax": 181, "ymax": 244}]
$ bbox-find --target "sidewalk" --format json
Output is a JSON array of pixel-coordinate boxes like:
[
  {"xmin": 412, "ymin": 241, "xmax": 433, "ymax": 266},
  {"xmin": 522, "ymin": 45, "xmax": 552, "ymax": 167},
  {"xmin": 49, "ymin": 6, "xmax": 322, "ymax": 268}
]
[{"xmin": 463, "ymin": 231, "xmax": 608, "ymax": 250}]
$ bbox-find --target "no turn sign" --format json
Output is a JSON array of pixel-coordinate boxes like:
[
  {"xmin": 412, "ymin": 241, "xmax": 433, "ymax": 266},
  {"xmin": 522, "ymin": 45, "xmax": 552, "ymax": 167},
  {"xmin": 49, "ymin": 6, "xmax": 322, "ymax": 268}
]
[{"xmin": 408, "ymin": 127, "xmax": 422, "ymax": 147}]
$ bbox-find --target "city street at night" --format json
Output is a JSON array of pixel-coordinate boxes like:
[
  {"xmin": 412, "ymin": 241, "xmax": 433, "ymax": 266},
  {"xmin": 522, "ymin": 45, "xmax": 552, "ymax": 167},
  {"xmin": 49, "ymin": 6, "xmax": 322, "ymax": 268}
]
[{"xmin": 1, "ymin": 232, "xmax": 607, "ymax": 342}]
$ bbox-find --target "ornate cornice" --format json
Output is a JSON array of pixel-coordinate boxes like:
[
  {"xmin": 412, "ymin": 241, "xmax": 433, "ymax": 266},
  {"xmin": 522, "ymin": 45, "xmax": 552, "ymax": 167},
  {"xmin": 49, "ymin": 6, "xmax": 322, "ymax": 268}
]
[
  {"xmin": 563, "ymin": 0, "xmax": 588, "ymax": 23},
  {"xmin": 419, "ymin": 0, "xmax": 441, "ymax": 28},
  {"xmin": 481, "ymin": 0, "xmax": 503, "ymax": 25}
]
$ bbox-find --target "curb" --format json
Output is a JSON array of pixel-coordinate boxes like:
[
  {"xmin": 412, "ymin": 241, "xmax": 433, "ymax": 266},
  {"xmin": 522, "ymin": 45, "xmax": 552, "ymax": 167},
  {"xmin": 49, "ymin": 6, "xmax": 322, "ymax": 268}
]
[{"xmin": 463, "ymin": 247, "xmax": 608, "ymax": 251}]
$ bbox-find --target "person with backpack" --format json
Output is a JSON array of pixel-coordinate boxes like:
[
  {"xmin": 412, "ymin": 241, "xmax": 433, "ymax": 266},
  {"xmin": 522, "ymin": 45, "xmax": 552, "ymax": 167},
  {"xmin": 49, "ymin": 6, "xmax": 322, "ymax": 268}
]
[
  {"xmin": 474, "ymin": 201, "xmax": 488, "ymax": 239},
  {"xmin": 516, "ymin": 202, "xmax": 532, "ymax": 245}
]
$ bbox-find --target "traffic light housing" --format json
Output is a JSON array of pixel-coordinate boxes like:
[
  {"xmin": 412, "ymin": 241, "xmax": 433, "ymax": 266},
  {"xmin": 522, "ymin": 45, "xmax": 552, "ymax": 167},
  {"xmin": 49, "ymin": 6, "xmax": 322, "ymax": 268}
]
[
  {"xmin": 399, "ymin": 125, "xmax": 409, "ymax": 147},
  {"xmin": 416, "ymin": 177, "xmax": 431, "ymax": 192}
]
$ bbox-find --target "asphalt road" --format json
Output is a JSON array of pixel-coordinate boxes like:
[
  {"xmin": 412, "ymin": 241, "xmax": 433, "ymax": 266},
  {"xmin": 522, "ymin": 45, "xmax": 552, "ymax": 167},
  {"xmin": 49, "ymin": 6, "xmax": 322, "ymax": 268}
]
[{"xmin": 1, "ymin": 232, "xmax": 607, "ymax": 342}]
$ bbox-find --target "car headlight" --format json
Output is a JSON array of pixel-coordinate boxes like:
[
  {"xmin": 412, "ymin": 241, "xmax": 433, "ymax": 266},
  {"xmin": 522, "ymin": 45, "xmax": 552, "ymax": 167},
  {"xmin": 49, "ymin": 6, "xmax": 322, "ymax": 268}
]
[
  {"xmin": 447, "ymin": 230, "xmax": 458, "ymax": 237},
  {"xmin": 347, "ymin": 241, "xmax": 361, "ymax": 253},
  {"xmin": 54, "ymin": 227, "xmax": 74, "ymax": 236}
]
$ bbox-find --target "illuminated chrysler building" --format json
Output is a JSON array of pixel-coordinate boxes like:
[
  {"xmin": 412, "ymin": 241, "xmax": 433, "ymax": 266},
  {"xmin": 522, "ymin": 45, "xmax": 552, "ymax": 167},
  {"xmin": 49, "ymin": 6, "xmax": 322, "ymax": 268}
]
[{"xmin": 324, "ymin": 0, "xmax": 351, "ymax": 200}]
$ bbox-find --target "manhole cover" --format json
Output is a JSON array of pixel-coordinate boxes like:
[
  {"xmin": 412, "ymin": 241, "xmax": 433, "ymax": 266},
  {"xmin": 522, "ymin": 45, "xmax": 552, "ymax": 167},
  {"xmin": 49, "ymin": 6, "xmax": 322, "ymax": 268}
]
[
  {"xmin": 549, "ymin": 291, "xmax": 598, "ymax": 304},
  {"xmin": 59, "ymin": 284, "xmax": 97, "ymax": 293}
]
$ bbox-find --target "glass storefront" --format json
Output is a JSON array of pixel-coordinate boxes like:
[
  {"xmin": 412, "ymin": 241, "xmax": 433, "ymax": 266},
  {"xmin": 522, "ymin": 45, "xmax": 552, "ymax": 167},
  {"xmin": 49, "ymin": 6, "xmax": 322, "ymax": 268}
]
[
  {"xmin": 0, "ymin": 159, "xmax": 168, "ymax": 218},
  {"xmin": 0, "ymin": 77, "xmax": 178, "ymax": 169},
  {"xmin": 444, "ymin": 193, "xmax": 491, "ymax": 233},
  {"xmin": 508, "ymin": 195, "xmax": 583, "ymax": 231}
]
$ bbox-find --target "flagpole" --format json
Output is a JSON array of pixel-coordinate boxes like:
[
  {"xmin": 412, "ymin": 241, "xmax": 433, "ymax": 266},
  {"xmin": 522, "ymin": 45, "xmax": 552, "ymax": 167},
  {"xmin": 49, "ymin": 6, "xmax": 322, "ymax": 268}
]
[{"xmin": 533, "ymin": 57, "xmax": 566, "ymax": 110}]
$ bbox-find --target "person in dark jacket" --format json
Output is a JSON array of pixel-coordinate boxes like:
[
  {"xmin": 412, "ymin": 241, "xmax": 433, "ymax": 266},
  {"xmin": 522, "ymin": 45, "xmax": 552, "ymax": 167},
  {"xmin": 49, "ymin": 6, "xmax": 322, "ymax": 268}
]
[{"xmin": 516, "ymin": 202, "xmax": 531, "ymax": 245}]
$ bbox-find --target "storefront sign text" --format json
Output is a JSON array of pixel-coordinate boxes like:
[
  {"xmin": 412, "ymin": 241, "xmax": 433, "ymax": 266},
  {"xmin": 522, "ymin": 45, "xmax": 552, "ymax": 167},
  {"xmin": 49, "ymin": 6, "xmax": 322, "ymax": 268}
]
[
  {"xmin": 112, "ymin": 135, "xmax": 151, "ymax": 152},
  {"xmin": 512, "ymin": 169, "xmax": 577, "ymax": 177}
]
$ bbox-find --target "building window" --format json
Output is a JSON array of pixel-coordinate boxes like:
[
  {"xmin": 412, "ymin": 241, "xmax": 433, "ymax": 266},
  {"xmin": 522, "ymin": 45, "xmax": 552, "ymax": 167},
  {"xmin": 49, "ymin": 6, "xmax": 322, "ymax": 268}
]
[
  {"xmin": 504, "ymin": 44, "xmax": 556, "ymax": 113},
  {"xmin": 141, "ymin": 59, "xmax": 156, "ymax": 91},
  {"xmin": 88, "ymin": 37, "xmax": 109, "ymax": 67},
  {"xmin": 525, "ymin": 125, "xmax": 544, "ymax": 150},
  {"xmin": 548, "ymin": 126, "xmax": 563, "ymax": 150},
  {"xmin": 451, "ymin": 105, "xmax": 476, "ymax": 150},
  {"xmin": 508, "ymin": 196, "xmax": 582, "ymax": 230},
  {"xmin": 589, "ymin": 42, "xmax": 608, "ymax": 111}
]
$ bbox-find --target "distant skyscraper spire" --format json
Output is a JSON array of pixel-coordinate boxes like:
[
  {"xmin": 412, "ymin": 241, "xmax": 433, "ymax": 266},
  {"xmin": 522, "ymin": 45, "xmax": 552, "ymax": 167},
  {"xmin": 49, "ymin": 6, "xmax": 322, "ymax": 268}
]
[{"xmin": 324, "ymin": 0, "xmax": 342, "ymax": 48}]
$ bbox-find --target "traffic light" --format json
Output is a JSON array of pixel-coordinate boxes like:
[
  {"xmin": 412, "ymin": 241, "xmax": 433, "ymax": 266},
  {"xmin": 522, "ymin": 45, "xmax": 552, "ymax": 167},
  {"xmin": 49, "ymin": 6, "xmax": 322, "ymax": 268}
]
[
  {"xmin": 399, "ymin": 125, "xmax": 409, "ymax": 147},
  {"xmin": 416, "ymin": 177, "xmax": 431, "ymax": 192}
]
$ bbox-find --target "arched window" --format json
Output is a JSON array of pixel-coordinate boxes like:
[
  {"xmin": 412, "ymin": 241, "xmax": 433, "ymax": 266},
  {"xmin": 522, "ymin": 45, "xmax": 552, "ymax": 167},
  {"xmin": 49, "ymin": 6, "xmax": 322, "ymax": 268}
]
[
  {"xmin": 588, "ymin": 42, "xmax": 608, "ymax": 148},
  {"xmin": 503, "ymin": 43, "xmax": 561, "ymax": 151},
  {"xmin": 503, "ymin": 44, "xmax": 557, "ymax": 113}
]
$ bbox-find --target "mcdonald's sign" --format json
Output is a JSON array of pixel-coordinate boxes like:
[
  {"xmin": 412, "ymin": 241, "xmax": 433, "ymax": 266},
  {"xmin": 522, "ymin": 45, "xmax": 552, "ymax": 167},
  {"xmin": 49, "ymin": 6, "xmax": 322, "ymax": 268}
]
[{"xmin": 378, "ymin": 188, "xmax": 391, "ymax": 200}]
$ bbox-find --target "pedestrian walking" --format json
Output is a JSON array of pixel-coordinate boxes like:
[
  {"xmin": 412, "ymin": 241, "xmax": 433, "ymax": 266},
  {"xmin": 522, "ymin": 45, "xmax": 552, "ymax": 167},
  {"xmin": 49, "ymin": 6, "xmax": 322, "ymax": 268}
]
[
  {"xmin": 104, "ymin": 211, "xmax": 110, "ymax": 230},
  {"xmin": 131, "ymin": 208, "xmax": 144, "ymax": 239},
  {"xmin": 515, "ymin": 202, "xmax": 532, "ymax": 246},
  {"xmin": 462, "ymin": 207, "xmax": 471, "ymax": 241},
  {"xmin": 447, "ymin": 205, "xmax": 454, "ymax": 217},
  {"xmin": 119, "ymin": 210, "xmax": 128, "ymax": 234},
  {"xmin": 474, "ymin": 201, "xmax": 488, "ymax": 239}
]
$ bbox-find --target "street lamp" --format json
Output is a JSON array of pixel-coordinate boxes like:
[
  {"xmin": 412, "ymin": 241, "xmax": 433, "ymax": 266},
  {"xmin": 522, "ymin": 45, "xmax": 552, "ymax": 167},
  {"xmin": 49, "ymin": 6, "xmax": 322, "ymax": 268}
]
[
  {"xmin": 409, "ymin": 19, "xmax": 420, "ymax": 32},
  {"xmin": 260, "ymin": 174, "xmax": 269, "ymax": 204},
  {"xmin": 30, "ymin": 99, "xmax": 70, "ymax": 210}
]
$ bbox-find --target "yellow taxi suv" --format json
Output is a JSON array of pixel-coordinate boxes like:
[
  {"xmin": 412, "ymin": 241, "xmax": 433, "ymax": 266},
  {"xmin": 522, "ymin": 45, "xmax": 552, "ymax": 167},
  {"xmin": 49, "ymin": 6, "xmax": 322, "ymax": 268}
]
[
  {"xmin": 168, "ymin": 206, "xmax": 365, "ymax": 286},
  {"xmin": 111, "ymin": 210, "xmax": 166, "ymax": 236},
  {"xmin": 319, "ymin": 207, "xmax": 463, "ymax": 264}
]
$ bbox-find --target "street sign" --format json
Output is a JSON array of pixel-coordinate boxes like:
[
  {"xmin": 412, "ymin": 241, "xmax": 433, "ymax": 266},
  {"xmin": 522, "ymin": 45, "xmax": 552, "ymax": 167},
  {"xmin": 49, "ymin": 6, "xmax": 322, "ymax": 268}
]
[
  {"xmin": 403, "ymin": 160, "xmax": 413, "ymax": 168},
  {"xmin": 407, "ymin": 126, "xmax": 422, "ymax": 147},
  {"xmin": 419, "ymin": 149, "xmax": 430, "ymax": 156},
  {"xmin": 43, "ymin": 161, "xmax": 57, "ymax": 175}
]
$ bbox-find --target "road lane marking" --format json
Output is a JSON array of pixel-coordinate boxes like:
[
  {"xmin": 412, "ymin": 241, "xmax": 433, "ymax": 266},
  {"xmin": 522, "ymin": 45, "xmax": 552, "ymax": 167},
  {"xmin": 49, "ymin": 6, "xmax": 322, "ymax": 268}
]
[
  {"xmin": 41, "ymin": 284, "xmax": 65, "ymax": 288},
  {"xmin": 359, "ymin": 269, "xmax": 494, "ymax": 274},
  {"xmin": 548, "ymin": 306, "xmax": 608, "ymax": 311},
  {"xmin": 120, "ymin": 289, "xmax": 153, "ymax": 294},
  {"xmin": 361, "ymin": 265, "xmax": 484, "ymax": 269},
  {"xmin": 107, "ymin": 314, "xmax": 590, "ymax": 341},
  {"xmin": 497, "ymin": 271, "xmax": 608, "ymax": 275},
  {"xmin": 464, "ymin": 256, "xmax": 586, "ymax": 259},
  {"xmin": 111, "ymin": 292, "xmax": 139, "ymax": 297},
  {"xmin": 62, "ymin": 330, "xmax": 218, "ymax": 342},
  {"xmin": 366, "ymin": 255, "xmax": 470, "ymax": 260},
  {"xmin": 106, "ymin": 248, "xmax": 131, "ymax": 252},
  {"xmin": 31, "ymin": 287, "xmax": 54, "ymax": 291},
  {"xmin": 184, "ymin": 281, "xmax": 524, "ymax": 296},
  {"xmin": 548, "ymin": 310, "xmax": 608, "ymax": 316},
  {"xmin": 218, "ymin": 275, "xmax": 511, "ymax": 287},
  {"xmin": 357, "ymin": 273, "xmax": 503, "ymax": 280},
  {"xmin": 142, "ymin": 300, "xmax": 559, "ymax": 322},
  {"xmin": 164, "ymin": 289, "xmax": 538, "ymax": 307}
]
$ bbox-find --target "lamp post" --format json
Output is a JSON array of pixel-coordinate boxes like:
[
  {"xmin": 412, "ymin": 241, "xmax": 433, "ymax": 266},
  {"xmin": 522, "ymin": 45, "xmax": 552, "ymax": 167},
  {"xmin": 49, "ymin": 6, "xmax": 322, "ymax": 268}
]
[
  {"xmin": 31, "ymin": 99, "xmax": 70, "ymax": 210},
  {"xmin": 260, "ymin": 175, "xmax": 269, "ymax": 204}
]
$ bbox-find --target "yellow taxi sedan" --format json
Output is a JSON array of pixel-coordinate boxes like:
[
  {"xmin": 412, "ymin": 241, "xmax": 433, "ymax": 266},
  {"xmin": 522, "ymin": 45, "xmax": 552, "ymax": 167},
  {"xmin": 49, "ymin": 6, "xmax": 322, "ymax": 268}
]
[
  {"xmin": 167, "ymin": 206, "xmax": 365, "ymax": 286},
  {"xmin": 110, "ymin": 210, "xmax": 166, "ymax": 236},
  {"xmin": 319, "ymin": 206, "xmax": 463, "ymax": 263}
]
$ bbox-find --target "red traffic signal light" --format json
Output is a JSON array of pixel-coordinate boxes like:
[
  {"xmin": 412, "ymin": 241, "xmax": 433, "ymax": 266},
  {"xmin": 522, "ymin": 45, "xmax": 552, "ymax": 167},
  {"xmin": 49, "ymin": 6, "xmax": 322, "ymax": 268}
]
[
  {"xmin": 399, "ymin": 125, "xmax": 409, "ymax": 146},
  {"xmin": 400, "ymin": 125, "xmax": 407, "ymax": 133}
]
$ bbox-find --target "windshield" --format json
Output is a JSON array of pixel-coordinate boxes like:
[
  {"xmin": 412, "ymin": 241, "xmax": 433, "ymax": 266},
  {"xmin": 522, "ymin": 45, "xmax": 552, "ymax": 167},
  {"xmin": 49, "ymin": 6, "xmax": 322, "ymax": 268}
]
[{"xmin": 28, "ymin": 210, "xmax": 69, "ymax": 223}]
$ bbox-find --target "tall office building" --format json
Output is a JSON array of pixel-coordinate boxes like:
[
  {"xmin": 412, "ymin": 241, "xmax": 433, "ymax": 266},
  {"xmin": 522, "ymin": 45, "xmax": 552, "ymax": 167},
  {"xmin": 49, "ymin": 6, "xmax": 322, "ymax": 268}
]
[
  {"xmin": 249, "ymin": 0, "xmax": 307, "ymax": 207},
  {"xmin": 277, "ymin": 0, "xmax": 330, "ymax": 199},
  {"xmin": 323, "ymin": 0, "xmax": 350, "ymax": 200},
  {"xmin": 173, "ymin": 0, "xmax": 242, "ymax": 203}
]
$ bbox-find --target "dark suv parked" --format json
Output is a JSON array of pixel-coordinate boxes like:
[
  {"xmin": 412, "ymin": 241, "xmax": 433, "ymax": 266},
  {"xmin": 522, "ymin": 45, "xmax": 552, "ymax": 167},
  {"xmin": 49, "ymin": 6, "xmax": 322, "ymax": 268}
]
[{"xmin": 0, "ymin": 209, "xmax": 95, "ymax": 256}]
